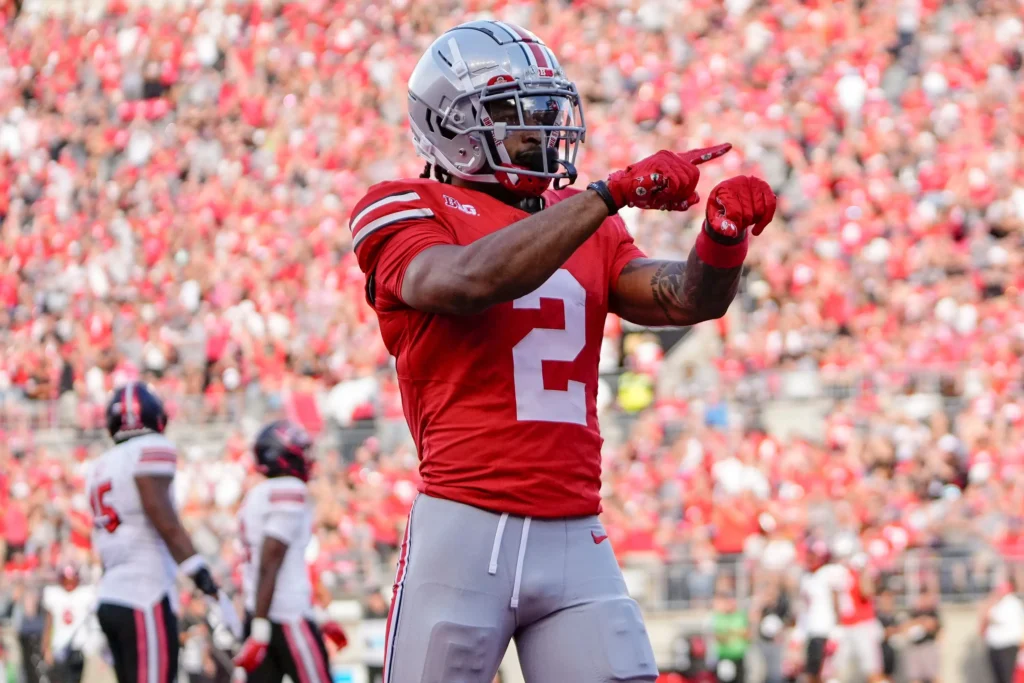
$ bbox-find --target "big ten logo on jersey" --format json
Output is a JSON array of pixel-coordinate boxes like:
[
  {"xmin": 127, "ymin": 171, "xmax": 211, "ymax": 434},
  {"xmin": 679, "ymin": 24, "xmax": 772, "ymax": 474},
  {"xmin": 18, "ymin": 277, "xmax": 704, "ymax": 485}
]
[{"xmin": 443, "ymin": 194, "xmax": 478, "ymax": 216}]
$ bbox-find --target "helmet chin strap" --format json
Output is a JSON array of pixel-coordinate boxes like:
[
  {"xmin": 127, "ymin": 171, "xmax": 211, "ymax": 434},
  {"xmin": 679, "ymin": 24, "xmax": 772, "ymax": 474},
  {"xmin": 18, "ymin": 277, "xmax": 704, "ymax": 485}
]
[
  {"xmin": 491, "ymin": 159, "xmax": 578, "ymax": 198},
  {"xmin": 553, "ymin": 160, "xmax": 578, "ymax": 189},
  {"xmin": 514, "ymin": 160, "xmax": 578, "ymax": 213},
  {"xmin": 517, "ymin": 195, "xmax": 546, "ymax": 214},
  {"xmin": 494, "ymin": 166, "xmax": 553, "ymax": 197}
]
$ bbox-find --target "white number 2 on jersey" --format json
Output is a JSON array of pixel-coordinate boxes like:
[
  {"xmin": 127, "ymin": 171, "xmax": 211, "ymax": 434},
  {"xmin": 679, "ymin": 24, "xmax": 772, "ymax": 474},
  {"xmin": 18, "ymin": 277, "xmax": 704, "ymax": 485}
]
[{"xmin": 512, "ymin": 269, "xmax": 587, "ymax": 425}]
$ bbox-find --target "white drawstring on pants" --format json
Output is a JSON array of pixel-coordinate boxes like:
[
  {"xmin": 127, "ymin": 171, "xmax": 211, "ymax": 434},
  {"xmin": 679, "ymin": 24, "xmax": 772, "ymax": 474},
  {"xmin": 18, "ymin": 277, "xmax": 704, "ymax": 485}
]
[
  {"xmin": 510, "ymin": 518, "xmax": 531, "ymax": 609},
  {"xmin": 487, "ymin": 513, "xmax": 532, "ymax": 609},
  {"xmin": 488, "ymin": 513, "xmax": 509, "ymax": 575}
]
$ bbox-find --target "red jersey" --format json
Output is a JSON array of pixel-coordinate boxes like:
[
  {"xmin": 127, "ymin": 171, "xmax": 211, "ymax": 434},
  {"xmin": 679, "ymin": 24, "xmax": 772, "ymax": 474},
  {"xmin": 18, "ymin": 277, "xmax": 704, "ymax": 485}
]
[
  {"xmin": 838, "ymin": 565, "xmax": 876, "ymax": 625},
  {"xmin": 351, "ymin": 179, "xmax": 644, "ymax": 517}
]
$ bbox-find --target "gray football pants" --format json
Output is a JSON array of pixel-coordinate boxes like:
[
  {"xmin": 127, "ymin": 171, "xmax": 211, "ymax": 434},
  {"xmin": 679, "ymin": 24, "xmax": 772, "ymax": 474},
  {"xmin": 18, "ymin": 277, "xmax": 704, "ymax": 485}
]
[{"xmin": 382, "ymin": 494, "xmax": 658, "ymax": 683}]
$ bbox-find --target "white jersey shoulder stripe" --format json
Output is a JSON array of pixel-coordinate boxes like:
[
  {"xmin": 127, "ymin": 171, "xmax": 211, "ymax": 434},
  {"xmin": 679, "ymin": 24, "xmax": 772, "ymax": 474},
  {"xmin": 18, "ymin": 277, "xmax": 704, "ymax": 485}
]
[
  {"xmin": 269, "ymin": 490, "xmax": 306, "ymax": 505},
  {"xmin": 352, "ymin": 208, "xmax": 435, "ymax": 250},
  {"xmin": 350, "ymin": 191, "xmax": 421, "ymax": 233},
  {"xmin": 139, "ymin": 448, "xmax": 176, "ymax": 463}
]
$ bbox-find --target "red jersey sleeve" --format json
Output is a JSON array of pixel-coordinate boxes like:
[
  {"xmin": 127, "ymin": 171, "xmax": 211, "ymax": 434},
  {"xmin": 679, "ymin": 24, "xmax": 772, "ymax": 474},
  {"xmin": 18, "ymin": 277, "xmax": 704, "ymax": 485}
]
[
  {"xmin": 349, "ymin": 181, "xmax": 456, "ymax": 311},
  {"xmin": 542, "ymin": 186, "xmax": 646, "ymax": 284},
  {"xmin": 608, "ymin": 214, "xmax": 646, "ymax": 283},
  {"xmin": 373, "ymin": 224, "xmax": 457, "ymax": 311}
]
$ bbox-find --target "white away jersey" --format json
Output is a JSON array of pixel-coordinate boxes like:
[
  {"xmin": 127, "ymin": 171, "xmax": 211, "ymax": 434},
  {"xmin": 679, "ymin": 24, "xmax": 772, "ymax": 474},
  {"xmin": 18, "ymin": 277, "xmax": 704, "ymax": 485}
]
[
  {"xmin": 86, "ymin": 433, "xmax": 179, "ymax": 611},
  {"xmin": 237, "ymin": 477, "xmax": 314, "ymax": 622},
  {"xmin": 799, "ymin": 563, "xmax": 847, "ymax": 637},
  {"xmin": 42, "ymin": 584, "xmax": 97, "ymax": 657}
]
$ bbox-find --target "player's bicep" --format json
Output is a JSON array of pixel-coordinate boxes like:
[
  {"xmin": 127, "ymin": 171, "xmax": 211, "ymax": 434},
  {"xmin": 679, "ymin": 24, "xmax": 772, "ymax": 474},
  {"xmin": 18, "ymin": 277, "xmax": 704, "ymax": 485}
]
[
  {"xmin": 399, "ymin": 243, "xmax": 495, "ymax": 315},
  {"xmin": 350, "ymin": 185, "xmax": 462, "ymax": 312},
  {"xmin": 259, "ymin": 536, "xmax": 290, "ymax": 570},
  {"xmin": 254, "ymin": 535, "xmax": 289, "ymax": 612},
  {"xmin": 361, "ymin": 221, "xmax": 465, "ymax": 312},
  {"xmin": 134, "ymin": 474, "xmax": 175, "ymax": 521}
]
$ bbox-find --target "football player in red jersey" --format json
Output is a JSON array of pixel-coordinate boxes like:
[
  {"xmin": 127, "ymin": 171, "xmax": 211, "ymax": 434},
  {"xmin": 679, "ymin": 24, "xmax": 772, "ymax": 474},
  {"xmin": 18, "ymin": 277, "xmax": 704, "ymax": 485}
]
[
  {"xmin": 351, "ymin": 20, "xmax": 777, "ymax": 683},
  {"xmin": 836, "ymin": 554, "xmax": 884, "ymax": 683}
]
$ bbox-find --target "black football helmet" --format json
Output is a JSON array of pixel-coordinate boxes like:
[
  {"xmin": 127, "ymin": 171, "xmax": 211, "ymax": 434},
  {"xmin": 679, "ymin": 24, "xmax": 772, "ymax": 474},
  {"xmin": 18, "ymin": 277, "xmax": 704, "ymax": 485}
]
[
  {"xmin": 106, "ymin": 382, "xmax": 168, "ymax": 443},
  {"xmin": 253, "ymin": 420, "xmax": 314, "ymax": 481}
]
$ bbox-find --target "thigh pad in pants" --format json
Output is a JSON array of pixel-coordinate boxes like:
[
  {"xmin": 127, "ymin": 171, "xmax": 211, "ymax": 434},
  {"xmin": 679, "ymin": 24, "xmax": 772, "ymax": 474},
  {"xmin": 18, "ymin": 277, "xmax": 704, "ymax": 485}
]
[
  {"xmin": 516, "ymin": 597, "xmax": 657, "ymax": 683},
  {"xmin": 418, "ymin": 623, "xmax": 501, "ymax": 683},
  {"xmin": 385, "ymin": 585, "xmax": 510, "ymax": 683}
]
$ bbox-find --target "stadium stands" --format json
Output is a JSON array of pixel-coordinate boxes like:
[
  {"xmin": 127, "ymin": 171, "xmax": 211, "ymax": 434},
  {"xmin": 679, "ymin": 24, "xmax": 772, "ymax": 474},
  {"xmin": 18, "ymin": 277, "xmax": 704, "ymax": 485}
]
[{"xmin": 1, "ymin": 0, "xmax": 1023, "ymax": 678}]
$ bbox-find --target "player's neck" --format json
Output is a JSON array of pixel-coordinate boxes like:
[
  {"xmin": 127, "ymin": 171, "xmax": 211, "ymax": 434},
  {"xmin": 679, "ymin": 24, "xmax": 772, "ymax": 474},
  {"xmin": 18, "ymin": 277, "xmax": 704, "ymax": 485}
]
[
  {"xmin": 449, "ymin": 176, "xmax": 521, "ymax": 206},
  {"xmin": 449, "ymin": 177, "xmax": 545, "ymax": 213}
]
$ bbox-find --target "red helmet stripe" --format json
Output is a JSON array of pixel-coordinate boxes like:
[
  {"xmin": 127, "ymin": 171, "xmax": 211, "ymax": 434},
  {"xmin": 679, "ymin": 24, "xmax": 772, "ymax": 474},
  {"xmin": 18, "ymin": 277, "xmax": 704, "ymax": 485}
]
[
  {"xmin": 527, "ymin": 42, "xmax": 549, "ymax": 68},
  {"xmin": 493, "ymin": 21, "xmax": 548, "ymax": 68}
]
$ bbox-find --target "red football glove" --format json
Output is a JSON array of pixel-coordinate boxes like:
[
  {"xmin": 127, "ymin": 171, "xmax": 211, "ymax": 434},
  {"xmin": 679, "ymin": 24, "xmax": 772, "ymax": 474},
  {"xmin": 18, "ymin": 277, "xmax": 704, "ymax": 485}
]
[
  {"xmin": 704, "ymin": 175, "xmax": 777, "ymax": 240},
  {"xmin": 605, "ymin": 144, "xmax": 731, "ymax": 211},
  {"xmin": 233, "ymin": 618, "xmax": 270, "ymax": 673},
  {"xmin": 321, "ymin": 622, "xmax": 348, "ymax": 650}
]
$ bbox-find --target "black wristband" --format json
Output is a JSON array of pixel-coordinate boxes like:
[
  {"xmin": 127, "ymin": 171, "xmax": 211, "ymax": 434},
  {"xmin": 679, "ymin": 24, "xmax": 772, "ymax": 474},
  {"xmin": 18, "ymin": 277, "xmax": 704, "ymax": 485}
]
[
  {"xmin": 587, "ymin": 180, "xmax": 618, "ymax": 216},
  {"xmin": 191, "ymin": 566, "xmax": 219, "ymax": 598},
  {"xmin": 702, "ymin": 220, "xmax": 747, "ymax": 246}
]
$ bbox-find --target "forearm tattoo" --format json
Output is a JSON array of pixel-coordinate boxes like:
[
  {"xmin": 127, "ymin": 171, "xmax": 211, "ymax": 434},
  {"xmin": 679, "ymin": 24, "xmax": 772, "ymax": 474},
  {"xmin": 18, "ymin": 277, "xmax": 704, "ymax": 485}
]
[
  {"xmin": 649, "ymin": 261, "xmax": 690, "ymax": 325},
  {"xmin": 622, "ymin": 251, "xmax": 742, "ymax": 325}
]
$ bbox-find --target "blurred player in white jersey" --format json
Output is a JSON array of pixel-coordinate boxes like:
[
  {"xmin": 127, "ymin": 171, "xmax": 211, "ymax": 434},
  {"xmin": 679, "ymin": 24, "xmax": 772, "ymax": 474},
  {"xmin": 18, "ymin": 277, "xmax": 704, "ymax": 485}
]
[
  {"xmin": 87, "ymin": 383, "xmax": 234, "ymax": 683},
  {"xmin": 232, "ymin": 420, "xmax": 347, "ymax": 683},
  {"xmin": 41, "ymin": 566, "xmax": 96, "ymax": 683},
  {"xmin": 798, "ymin": 542, "xmax": 845, "ymax": 683}
]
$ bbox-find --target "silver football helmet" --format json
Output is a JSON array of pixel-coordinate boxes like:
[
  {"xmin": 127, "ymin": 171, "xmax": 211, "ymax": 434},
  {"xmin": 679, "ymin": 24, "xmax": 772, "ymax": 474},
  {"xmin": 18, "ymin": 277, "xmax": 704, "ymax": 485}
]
[{"xmin": 407, "ymin": 20, "xmax": 586, "ymax": 196}]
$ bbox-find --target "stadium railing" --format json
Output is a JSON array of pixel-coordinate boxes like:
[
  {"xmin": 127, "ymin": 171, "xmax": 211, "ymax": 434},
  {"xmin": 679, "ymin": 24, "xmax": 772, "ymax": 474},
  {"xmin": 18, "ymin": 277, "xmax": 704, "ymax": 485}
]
[
  {"xmin": 0, "ymin": 390, "xmax": 278, "ymax": 434},
  {"xmin": 638, "ymin": 547, "xmax": 1024, "ymax": 611},
  {"xmin": 0, "ymin": 363, "xmax": 983, "ymax": 434}
]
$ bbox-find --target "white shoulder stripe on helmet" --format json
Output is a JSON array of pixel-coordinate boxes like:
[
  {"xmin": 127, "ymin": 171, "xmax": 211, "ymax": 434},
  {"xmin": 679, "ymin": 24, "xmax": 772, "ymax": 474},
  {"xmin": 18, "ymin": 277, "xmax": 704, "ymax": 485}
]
[
  {"xmin": 352, "ymin": 208, "xmax": 435, "ymax": 250},
  {"xmin": 350, "ymin": 191, "xmax": 421, "ymax": 233}
]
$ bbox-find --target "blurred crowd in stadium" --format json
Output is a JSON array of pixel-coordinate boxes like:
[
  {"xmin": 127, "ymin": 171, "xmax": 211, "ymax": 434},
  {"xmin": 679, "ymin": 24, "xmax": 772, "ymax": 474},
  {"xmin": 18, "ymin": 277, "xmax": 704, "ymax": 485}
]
[{"xmin": 0, "ymin": 0, "xmax": 1023, "ymax": 679}]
